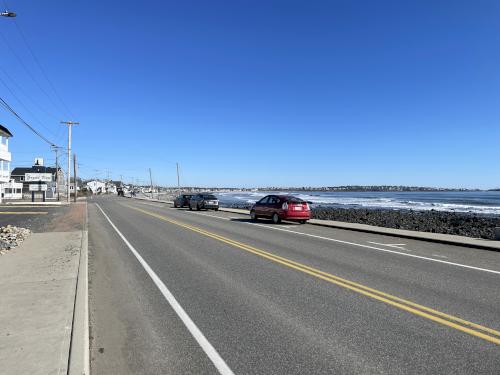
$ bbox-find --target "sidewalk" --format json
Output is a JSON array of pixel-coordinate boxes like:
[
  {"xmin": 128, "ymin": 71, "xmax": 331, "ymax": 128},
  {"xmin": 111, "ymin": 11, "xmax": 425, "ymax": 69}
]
[{"xmin": 0, "ymin": 204, "xmax": 88, "ymax": 375}]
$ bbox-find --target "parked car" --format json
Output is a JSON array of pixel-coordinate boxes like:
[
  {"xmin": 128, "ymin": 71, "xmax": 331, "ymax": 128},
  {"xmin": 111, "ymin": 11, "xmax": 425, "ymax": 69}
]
[
  {"xmin": 174, "ymin": 194, "xmax": 193, "ymax": 208},
  {"xmin": 250, "ymin": 195, "xmax": 311, "ymax": 224},
  {"xmin": 189, "ymin": 193, "xmax": 219, "ymax": 211}
]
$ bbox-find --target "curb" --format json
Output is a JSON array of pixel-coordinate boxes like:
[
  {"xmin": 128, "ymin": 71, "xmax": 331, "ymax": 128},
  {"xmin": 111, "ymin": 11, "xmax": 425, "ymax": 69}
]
[
  {"xmin": 216, "ymin": 208, "xmax": 500, "ymax": 252},
  {"xmin": 68, "ymin": 202, "xmax": 90, "ymax": 375}
]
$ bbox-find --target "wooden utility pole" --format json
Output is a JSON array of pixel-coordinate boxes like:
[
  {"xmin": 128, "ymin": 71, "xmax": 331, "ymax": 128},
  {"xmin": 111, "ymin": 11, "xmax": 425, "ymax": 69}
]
[
  {"xmin": 51, "ymin": 145, "xmax": 61, "ymax": 201},
  {"xmin": 176, "ymin": 162, "xmax": 180, "ymax": 194},
  {"xmin": 61, "ymin": 121, "xmax": 79, "ymax": 203},
  {"xmin": 149, "ymin": 168, "xmax": 154, "ymax": 199},
  {"xmin": 73, "ymin": 154, "xmax": 77, "ymax": 202}
]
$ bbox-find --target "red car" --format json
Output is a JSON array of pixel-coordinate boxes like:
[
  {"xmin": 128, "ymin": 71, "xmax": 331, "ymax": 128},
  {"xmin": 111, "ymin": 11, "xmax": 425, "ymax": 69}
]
[{"xmin": 250, "ymin": 195, "xmax": 311, "ymax": 224}]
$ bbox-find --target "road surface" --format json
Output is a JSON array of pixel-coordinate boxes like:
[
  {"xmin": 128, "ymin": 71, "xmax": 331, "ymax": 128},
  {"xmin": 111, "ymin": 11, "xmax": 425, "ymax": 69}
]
[{"xmin": 88, "ymin": 196, "xmax": 500, "ymax": 374}]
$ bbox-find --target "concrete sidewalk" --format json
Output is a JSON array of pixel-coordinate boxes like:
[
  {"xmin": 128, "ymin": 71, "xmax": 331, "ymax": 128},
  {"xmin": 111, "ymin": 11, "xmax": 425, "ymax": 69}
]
[{"xmin": 0, "ymin": 226, "xmax": 88, "ymax": 374}]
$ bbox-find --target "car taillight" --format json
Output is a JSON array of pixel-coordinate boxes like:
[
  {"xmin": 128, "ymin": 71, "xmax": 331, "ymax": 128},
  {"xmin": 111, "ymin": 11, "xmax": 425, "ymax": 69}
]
[
  {"xmin": 282, "ymin": 202, "xmax": 288, "ymax": 210},
  {"xmin": 304, "ymin": 203, "xmax": 310, "ymax": 211}
]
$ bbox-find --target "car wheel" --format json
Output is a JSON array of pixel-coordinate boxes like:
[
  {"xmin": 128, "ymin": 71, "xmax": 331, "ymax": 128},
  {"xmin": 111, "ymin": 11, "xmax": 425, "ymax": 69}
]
[
  {"xmin": 299, "ymin": 220, "xmax": 307, "ymax": 224},
  {"xmin": 250, "ymin": 210, "xmax": 258, "ymax": 221},
  {"xmin": 174, "ymin": 203, "xmax": 178, "ymax": 208},
  {"xmin": 196, "ymin": 204, "xmax": 201, "ymax": 211},
  {"xmin": 272, "ymin": 213, "xmax": 281, "ymax": 224},
  {"xmin": 189, "ymin": 205, "xmax": 192, "ymax": 211},
  {"xmin": 214, "ymin": 208, "xmax": 219, "ymax": 211}
]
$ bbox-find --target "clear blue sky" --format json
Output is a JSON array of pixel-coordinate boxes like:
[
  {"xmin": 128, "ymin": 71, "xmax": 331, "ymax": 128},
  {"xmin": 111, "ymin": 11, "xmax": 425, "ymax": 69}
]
[{"xmin": 0, "ymin": 0, "xmax": 499, "ymax": 188}]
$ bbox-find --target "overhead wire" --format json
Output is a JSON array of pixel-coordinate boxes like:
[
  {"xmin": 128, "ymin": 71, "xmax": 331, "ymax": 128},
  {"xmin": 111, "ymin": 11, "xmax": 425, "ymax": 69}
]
[
  {"xmin": 0, "ymin": 95, "xmax": 58, "ymax": 146},
  {"xmin": 0, "ymin": 1, "xmax": 73, "ymax": 149},
  {"xmin": 3, "ymin": 0, "xmax": 75, "ymax": 148},
  {"xmin": 0, "ymin": 29, "xmax": 68, "ymax": 119},
  {"xmin": 0, "ymin": 75, "xmax": 59, "ymax": 139}
]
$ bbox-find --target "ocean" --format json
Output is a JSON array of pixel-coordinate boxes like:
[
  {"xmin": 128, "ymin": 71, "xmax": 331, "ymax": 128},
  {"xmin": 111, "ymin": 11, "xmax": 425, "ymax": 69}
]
[{"xmin": 215, "ymin": 190, "xmax": 500, "ymax": 215}]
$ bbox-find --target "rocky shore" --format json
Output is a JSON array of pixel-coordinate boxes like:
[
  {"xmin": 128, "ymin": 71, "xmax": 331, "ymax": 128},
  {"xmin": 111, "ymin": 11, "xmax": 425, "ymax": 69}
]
[
  {"xmin": 312, "ymin": 208, "xmax": 499, "ymax": 240},
  {"xmin": 222, "ymin": 203, "xmax": 500, "ymax": 240}
]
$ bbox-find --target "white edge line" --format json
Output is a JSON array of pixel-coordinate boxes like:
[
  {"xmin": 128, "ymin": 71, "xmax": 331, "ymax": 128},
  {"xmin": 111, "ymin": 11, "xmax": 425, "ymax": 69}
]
[
  {"xmin": 249, "ymin": 223, "xmax": 500, "ymax": 275},
  {"xmin": 95, "ymin": 204, "xmax": 234, "ymax": 375},
  {"xmin": 181, "ymin": 208, "xmax": 500, "ymax": 275},
  {"xmin": 367, "ymin": 241, "xmax": 408, "ymax": 250},
  {"xmin": 84, "ymin": 202, "xmax": 90, "ymax": 375}
]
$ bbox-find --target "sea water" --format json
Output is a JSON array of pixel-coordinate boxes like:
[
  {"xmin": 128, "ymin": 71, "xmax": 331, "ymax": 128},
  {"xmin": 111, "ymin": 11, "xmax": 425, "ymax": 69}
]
[{"xmin": 215, "ymin": 191, "xmax": 500, "ymax": 215}]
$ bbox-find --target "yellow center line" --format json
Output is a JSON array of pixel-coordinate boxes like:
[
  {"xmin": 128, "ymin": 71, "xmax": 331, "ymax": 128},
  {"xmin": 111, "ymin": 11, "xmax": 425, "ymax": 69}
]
[
  {"xmin": 0, "ymin": 211, "xmax": 48, "ymax": 215},
  {"xmin": 125, "ymin": 204, "xmax": 500, "ymax": 345}
]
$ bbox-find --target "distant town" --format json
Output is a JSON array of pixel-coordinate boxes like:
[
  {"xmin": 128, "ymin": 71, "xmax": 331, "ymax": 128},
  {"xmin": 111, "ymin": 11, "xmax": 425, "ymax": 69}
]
[{"xmin": 80, "ymin": 183, "xmax": 496, "ymax": 195}]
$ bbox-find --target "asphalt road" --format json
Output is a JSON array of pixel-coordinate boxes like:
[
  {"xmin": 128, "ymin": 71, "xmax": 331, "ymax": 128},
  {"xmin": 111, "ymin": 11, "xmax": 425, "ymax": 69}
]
[
  {"xmin": 88, "ymin": 196, "xmax": 500, "ymax": 374},
  {"xmin": 0, "ymin": 204, "xmax": 71, "ymax": 232}
]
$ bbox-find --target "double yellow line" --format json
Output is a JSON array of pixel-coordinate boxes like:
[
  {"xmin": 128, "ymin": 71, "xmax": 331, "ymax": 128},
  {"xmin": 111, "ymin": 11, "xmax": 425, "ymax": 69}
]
[{"xmin": 126, "ymin": 204, "xmax": 500, "ymax": 345}]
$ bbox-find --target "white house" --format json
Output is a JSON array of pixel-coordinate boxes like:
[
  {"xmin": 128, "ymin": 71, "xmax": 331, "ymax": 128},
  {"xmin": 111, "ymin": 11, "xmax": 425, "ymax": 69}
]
[
  {"xmin": 3, "ymin": 180, "xmax": 22, "ymax": 199},
  {"xmin": 86, "ymin": 180, "xmax": 106, "ymax": 194},
  {"xmin": 0, "ymin": 124, "xmax": 13, "ymax": 203}
]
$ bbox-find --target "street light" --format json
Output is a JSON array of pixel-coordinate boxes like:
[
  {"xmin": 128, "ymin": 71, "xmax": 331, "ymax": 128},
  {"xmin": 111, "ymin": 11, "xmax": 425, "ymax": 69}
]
[{"xmin": 1, "ymin": 11, "xmax": 16, "ymax": 17}]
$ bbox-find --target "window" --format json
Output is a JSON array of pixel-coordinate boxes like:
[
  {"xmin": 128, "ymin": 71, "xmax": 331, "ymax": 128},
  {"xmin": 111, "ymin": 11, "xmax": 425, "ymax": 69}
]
[
  {"xmin": 258, "ymin": 197, "xmax": 269, "ymax": 205},
  {"xmin": 268, "ymin": 196, "xmax": 278, "ymax": 205}
]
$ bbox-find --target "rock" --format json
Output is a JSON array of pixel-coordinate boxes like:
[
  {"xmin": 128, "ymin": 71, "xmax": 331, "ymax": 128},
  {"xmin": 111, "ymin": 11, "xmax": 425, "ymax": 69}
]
[
  {"xmin": 310, "ymin": 208, "xmax": 499, "ymax": 240},
  {"xmin": 0, "ymin": 226, "xmax": 31, "ymax": 255}
]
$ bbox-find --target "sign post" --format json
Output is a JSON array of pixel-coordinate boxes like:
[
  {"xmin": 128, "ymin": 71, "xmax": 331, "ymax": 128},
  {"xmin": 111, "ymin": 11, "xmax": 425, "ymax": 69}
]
[{"xmin": 29, "ymin": 182, "xmax": 48, "ymax": 202}]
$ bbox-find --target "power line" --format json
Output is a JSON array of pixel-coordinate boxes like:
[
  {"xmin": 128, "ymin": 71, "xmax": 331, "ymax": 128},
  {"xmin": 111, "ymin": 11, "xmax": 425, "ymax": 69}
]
[
  {"xmin": 0, "ymin": 74, "xmax": 59, "ymax": 138},
  {"xmin": 3, "ymin": 0, "xmax": 75, "ymax": 119},
  {"xmin": 0, "ymin": 95, "xmax": 57, "ymax": 146},
  {"xmin": 0, "ymin": 28, "xmax": 69, "ymax": 120},
  {"xmin": 0, "ymin": 65, "xmax": 60, "ymax": 121}
]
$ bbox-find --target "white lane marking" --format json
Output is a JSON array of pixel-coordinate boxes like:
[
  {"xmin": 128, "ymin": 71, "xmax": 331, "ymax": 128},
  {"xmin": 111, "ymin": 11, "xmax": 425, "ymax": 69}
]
[
  {"xmin": 176, "ymin": 208, "xmax": 500, "ymax": 275},
  {"xmin": 248, "ymin": 223, "xmax": 500, "ymax": 275},
  {"xmin": 189, "ymin": 211, "xmax": 230, "ymax": 220},
  {"xmin": 135, "ymin": 201, "xmax": 168, "ymax": 208},
  {"xmin": 432, "ymin": 254, "xmax": 449, "ymax": 259},
  {"xmin": 95, "ymin": 204, "xmax": 234, "ymax": 375},
  {"xmin": 367, "ymin": 241, "xmax": 409, "ymax": 250}
]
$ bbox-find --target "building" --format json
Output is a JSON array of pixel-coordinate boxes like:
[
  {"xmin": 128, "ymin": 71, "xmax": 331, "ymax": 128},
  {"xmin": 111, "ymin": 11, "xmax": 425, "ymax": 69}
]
[
  {"xmin": 0, "ymin": 124, "xmax": 13, "ymax": 203},
  {"xmin": 86, "ymin": 180, "xmax": 106, "ymax": 194},
  {"xmin": 10, "ymin": 161, "xmax": 64, "ymax": 199},
  {"xmin": 3, "ymin": 180, "xmax": 23, "ymax": 199}
]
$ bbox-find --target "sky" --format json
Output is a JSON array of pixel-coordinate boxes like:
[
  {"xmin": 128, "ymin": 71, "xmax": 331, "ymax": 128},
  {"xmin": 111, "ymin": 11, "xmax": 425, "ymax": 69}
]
[{"xmin": 0, "ymin": 0, "xmax": 499, "ymax": 189}]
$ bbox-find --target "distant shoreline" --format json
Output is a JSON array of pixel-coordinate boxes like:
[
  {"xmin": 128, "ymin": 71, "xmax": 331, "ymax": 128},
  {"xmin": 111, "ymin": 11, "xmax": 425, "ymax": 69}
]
[{"xmin": 157, "ymin": 187, "xmax": 500, "ymax": 193}]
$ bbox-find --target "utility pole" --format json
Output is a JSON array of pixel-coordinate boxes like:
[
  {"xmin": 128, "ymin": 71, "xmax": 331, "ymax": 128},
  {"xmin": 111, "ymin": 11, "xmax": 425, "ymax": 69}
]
[
  {"xmin": 51, "ymin": 145, "xmax": 62, "ymax": 201},
  {"xmin": 73, "ymin": 154, "xmax": 77, "ymax": 203},
  {"xmin": 176, "ymin": 162, "xmax": 180, "ymax": 194},
  {"xmin": 149, "ymin": 168, "xmax": 154, "ymax": 199},
  {"xmin": 61, "ymin": 121, "xmax": 79, "ymax": 203}
]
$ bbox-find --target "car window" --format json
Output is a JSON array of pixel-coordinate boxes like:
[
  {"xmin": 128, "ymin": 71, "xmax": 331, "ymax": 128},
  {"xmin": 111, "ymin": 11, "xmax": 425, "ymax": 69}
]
[
  {"xmin": 258, "ymin": 196, "xmax": 269, "ymax": 204},
  {"xmin": 203, "ymin": 195, "xmax": 217, "ymax": 199},
  {"xmin": 269, "ymin": 196, "xmax": 278, "ymax": 205}
]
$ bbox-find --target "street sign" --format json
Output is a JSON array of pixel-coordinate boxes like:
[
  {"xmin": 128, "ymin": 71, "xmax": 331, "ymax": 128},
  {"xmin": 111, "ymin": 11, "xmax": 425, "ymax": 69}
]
[
  {"xmin": 29, "ymin": 184, "xmax": 48, "ymax": 191},
  {"xmin": 25, "ymin": 173, "xmax": 52, "ymax": 182}
]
